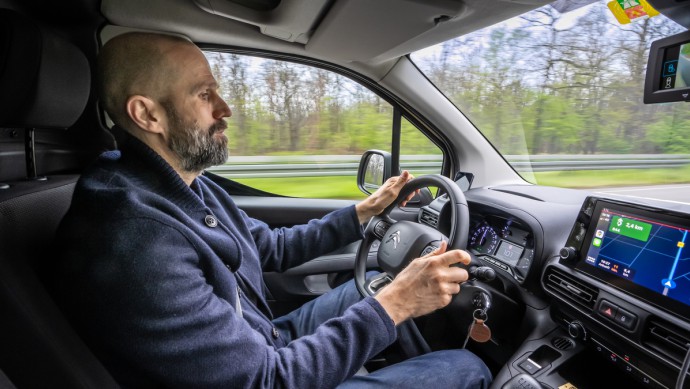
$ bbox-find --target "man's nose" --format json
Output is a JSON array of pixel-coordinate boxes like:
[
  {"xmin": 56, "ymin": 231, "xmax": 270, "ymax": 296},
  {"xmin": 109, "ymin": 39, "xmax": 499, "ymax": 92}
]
[{"xmin": 212, "ymin": 93, "xmax": 232, "ymax": 119}]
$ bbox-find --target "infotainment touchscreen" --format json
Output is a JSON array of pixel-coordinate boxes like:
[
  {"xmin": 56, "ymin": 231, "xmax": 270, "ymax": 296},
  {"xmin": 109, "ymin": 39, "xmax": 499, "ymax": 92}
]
[{"xmin": 577, "ymin": 200, "xmax": 690, "ymax": 315}]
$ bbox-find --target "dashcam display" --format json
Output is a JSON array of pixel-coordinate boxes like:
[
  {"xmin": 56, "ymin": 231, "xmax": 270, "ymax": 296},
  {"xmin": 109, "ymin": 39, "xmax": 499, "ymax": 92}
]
[{"xmin": 660, "ymin": 43, "xmax": 690, "ymax": 90}]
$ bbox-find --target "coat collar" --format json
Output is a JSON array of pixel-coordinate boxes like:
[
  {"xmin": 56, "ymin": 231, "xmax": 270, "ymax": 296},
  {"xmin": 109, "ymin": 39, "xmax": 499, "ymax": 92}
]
[{"xmin": 107, "ymin": 126, "xmax": 207, "ymax": 211}]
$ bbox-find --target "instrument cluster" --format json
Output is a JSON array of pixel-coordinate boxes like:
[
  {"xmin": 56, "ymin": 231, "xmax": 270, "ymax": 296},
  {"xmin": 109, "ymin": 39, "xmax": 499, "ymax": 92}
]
[{"xmin": 468, "ymin": 214, "xmax": 534, "ymax": 281}]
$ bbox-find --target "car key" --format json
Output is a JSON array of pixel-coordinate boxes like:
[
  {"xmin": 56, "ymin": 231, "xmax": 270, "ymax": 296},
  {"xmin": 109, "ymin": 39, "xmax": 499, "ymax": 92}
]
[
  {"xmin": 462, "ymin": 309, "xmax": 492, "ymax": 347},
  {"xmin": 469, "ymin": 308, "xmax": 492, "ymax": 343}
]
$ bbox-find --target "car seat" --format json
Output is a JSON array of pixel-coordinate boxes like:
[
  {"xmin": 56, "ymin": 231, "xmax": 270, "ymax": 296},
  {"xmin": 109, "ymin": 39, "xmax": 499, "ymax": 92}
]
[{"xmin": 0, "ymin": 7, "xmax": 119, "ymax": 388}]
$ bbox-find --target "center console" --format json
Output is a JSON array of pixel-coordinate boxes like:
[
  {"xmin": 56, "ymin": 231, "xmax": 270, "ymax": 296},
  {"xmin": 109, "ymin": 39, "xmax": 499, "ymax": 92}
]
[
  {"xmin": 552, "ymin": 196, "xmax": 690, "ymax": 388},
  {"xmin": 497, "ymin": 195, "xmax": 690, "ymax": 389},
  {"xmin": 565, "ymin": 197, "xmax": 690, "ymax": 322}
]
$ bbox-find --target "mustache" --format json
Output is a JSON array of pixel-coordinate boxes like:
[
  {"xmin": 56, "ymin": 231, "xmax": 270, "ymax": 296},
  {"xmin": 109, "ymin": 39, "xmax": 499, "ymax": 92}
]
[{"xmin": 209, "ymin": 120, "xmax": 227, "ymax": 135}]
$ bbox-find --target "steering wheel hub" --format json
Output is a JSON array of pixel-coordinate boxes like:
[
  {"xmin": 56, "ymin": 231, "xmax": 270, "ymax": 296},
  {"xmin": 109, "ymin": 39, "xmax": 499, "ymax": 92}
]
[{"xmin": 378, "ymin": 221, "xmax": 447, "ymax": 275}]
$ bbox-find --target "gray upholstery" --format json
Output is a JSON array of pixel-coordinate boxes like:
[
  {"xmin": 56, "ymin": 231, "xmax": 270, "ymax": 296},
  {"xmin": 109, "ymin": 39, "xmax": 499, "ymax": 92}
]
[{"xmin": 0, "ymin": 7, "xmax": 119, "ymax": 389}]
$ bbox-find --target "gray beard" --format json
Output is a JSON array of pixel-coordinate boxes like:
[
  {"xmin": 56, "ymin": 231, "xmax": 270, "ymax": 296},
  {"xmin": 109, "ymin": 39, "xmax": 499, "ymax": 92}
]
[{"xmin": 163, "ymin": 101, "xmax": 229, "ymax": 173}]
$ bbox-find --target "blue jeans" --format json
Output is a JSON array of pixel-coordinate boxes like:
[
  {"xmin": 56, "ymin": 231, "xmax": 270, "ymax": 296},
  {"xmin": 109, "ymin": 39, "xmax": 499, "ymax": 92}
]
[{"xmin": 272, "ymin": 275, "xmax": 492, "ymax": 389}]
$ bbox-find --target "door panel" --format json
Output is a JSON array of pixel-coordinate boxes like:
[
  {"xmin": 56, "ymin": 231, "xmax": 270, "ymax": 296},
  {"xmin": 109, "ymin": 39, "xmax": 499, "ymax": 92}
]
[
  {"xmin": 233, "ymin": 194, "xmax": 423, "ymax": 314},
  {"xmin": 233, "ymin": 196, "xmax": 356, "ymax": 227}
]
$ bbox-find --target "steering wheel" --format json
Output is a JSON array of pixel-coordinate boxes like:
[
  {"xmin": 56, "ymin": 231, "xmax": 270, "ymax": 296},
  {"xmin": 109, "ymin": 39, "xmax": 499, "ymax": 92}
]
[{"xmin": 354, "ymin": 174, "xmax": 470, "ymax": 297}]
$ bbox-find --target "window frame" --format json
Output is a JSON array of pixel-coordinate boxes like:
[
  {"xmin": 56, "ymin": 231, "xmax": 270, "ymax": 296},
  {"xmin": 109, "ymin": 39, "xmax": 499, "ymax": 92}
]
[{"xmin": 198, "ymin": 44, "xmax": 455, "ymax": 196}]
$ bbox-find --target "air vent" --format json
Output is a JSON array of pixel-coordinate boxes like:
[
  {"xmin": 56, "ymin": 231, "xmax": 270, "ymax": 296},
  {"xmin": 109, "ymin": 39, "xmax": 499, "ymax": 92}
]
[
  {"xmin": 552, "ymin": 336, "xmax": 575, "ymax": 350},
  {"xmin": 643, "ymin": 318, "xmax": 690, "ymax": 364},
  {"xmin": 543, "ymin": 267, "xmax": 599, "ymax": 311},
  {"xmin": 420, "ymin": 209, "xmax": 438, "ymax": 228}
]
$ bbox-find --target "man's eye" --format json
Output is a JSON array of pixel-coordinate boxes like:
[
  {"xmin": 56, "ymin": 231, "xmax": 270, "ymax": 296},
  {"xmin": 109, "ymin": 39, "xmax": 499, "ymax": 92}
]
[{"xmin": 200, "ymin": 92, "xmax": 210, "ymax": 100}]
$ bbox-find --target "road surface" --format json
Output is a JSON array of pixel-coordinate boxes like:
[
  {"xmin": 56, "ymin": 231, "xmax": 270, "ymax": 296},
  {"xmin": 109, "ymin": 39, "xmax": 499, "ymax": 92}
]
[{"xmin": 594, "ymin": 184, "xmax": 690, "ymax": 205}]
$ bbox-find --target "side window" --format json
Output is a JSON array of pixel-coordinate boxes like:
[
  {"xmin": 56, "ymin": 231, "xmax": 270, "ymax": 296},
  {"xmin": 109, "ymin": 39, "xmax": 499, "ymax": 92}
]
[
  {"xmin": 204, "ymin": 51, "xmax": 441, "ymax": 199},
  {"xmin": 400, "ymin": 119, "xmax": 443, "ymax": 179}
]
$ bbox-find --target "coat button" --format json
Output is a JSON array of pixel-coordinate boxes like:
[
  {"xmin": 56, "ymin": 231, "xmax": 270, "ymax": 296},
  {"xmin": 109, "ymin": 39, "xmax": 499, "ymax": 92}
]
[
  {"xmin": 272, "ymin": 327, "xmax": 280, "ymax": 339},
  {"xmin": 204, "ymin": 215, "xmax": 218, "ymax": 227}
]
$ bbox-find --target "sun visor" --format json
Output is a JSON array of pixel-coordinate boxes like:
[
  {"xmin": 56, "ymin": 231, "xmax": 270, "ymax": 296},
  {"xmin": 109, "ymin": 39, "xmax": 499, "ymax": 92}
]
[
  {"xmin": 306, "ymin": 0, "xmax": 467, "ymax": 63},
  {"xmin": 192, "ymin": 0, "xmax": 331, "ymax": 43}
]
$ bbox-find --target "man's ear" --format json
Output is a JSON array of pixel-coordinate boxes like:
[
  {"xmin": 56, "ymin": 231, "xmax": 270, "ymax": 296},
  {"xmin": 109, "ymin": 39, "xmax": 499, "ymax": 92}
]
[{"xmin": 125, "ymin": 95, "xmax": 166, "ymax": 134}]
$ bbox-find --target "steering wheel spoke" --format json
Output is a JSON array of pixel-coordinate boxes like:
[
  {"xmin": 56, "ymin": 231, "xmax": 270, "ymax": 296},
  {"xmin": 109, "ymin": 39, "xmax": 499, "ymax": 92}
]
[
  {"xmin": 365, "ymin": 216, "xmax": 392, "ymax": 240},
  {"xmin": 364, "ymin": 272, "xmax": 393, "ymax": 295}
]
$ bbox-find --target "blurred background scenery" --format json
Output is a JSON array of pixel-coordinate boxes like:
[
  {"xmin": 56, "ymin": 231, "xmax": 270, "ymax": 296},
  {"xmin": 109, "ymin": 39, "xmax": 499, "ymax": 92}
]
[{"xmin": 206, "ymin": 0, "xmax": 690, "ymax": 201}]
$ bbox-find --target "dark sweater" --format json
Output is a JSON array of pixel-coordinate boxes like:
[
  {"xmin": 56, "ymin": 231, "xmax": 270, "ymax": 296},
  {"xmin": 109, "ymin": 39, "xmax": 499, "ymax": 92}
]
[{"xmin": 53, "ymin": 133, "xmax": 397, "ymax": 388}]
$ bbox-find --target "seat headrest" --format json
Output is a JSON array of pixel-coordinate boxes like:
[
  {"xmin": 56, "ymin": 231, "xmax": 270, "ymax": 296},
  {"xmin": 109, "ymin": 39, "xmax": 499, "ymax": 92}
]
[{"xmin": 0, "ymin": 8, "xmax": 90, "ymax": 129}]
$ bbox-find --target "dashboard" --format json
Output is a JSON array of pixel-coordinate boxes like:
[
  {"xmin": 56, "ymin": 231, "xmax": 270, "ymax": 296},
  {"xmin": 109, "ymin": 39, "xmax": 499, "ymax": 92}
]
[
  {"xmin": 541, "ymin": 195, "xmax": 690, "ymax": 389},
  {"xmin": 440, "ymin": 185, "xmax": 690, "ymax": 389},
  {"xmin": 419, "ymin": 187, "xmax": 547, "ymax": 286},
  {"xmin": 467, "ymin": 214, "xmax": 534, "ymax": 282}
]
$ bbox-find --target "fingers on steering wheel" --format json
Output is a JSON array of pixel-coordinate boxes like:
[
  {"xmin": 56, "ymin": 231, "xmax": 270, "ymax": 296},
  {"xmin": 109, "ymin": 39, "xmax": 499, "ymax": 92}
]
[
  {"xmin": 400, "ymin": 190, "xmax": 418, "ymax": 207},
  {"xmin": 438, "ymin": 249, "xmax": 471, "ymax": 267},
  {"xmin": 447, "ymin": 281, "xmax": 461, "ymax": 295},
  {"xmin": 399, "ymin": 173, "xmax": 419, "ymax": 207}
]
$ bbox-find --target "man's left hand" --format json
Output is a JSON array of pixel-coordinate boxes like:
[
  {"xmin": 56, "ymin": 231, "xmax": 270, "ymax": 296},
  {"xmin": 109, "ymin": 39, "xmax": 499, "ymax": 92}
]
[{"xmin": 355, "ymin": 170, "xmax": 416, "ymax": 224}]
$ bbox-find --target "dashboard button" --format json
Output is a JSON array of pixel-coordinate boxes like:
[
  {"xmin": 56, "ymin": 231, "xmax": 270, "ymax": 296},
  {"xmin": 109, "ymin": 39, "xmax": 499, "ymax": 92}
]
[
  {"xmin": 614, "ymin": 308, "xmax": 638, "ymax": 330},
  {"xmin": 420, "ymin": 245, "xmax": 437, "ymax": 256},
  {"xmin": 518, "ymin": 358, "xmax": 542, "ymax": 375},
  {"xmin": 608, "ymin": 351, "xmax": 619, "ymax": 365},
  {"xmin": 593, "ymin": 342, "xmax": 607, "ymax": 355},
  {"xmin": 374, "ymin": 221, "xmax": 389, "ymax": 237},
  {"xmin": 598, "ymin": 299, "xmax": 619, "ymax": 320},
  {"xmin": 638, "ymin": 373, "xmax": 665, "ymax": 389},
  {"xmin": 622, "ymin": 362, "xmax": 635, "ymax": 375}
]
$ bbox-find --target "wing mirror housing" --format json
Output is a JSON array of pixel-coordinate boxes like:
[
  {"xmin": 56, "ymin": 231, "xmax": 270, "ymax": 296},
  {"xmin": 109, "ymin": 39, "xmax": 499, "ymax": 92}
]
[{"xmin": 357, "ymin": 150, "xmax": 392, "ymax": 195}]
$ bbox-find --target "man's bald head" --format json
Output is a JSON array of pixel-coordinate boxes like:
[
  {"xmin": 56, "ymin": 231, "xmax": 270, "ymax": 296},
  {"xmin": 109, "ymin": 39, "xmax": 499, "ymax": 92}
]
[{"xmin": 97, "ymin": 32, "xmax": 196, "ymax": 130}]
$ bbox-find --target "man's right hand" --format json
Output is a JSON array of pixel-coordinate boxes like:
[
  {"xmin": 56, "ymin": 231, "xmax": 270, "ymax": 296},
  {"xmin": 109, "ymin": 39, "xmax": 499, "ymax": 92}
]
[{"xmin": 374, "ymin": 241, "xmax": 472, "ymax": 325}]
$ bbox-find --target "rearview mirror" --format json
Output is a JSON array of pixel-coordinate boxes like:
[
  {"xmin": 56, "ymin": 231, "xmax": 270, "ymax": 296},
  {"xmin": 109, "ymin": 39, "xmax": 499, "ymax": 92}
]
[{"xmin": 357, "ymin": 150, "xmax": 392, "ymax": 195}]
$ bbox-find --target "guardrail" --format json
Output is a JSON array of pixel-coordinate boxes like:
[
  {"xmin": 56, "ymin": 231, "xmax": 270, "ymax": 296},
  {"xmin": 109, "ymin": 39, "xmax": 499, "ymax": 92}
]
[
  {"xmin": 208, "ymin": 154, "xmax": 690, "ymax": 178},
  {"xmin": 507, "ymin": 154, "xmax": 690, "ymax": 172}
]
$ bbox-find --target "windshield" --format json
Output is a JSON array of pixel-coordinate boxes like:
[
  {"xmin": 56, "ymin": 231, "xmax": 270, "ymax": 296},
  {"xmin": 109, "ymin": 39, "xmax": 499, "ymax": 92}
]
[{"xmin": 411, "ymin": 0, "xmax": 690, "ymax": 204}]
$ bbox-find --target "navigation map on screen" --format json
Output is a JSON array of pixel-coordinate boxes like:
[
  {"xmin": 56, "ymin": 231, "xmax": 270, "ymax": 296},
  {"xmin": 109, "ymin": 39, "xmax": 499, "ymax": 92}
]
[{"xmin": 584, "ymin": 207, "xmax": 690, "ymax": 306}]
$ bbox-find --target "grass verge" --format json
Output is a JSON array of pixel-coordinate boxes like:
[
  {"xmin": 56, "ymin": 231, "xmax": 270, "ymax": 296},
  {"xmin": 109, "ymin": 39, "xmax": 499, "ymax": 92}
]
[{"xmin": 223, "ymin": 166, "xmax": 690, "ymax": 199}]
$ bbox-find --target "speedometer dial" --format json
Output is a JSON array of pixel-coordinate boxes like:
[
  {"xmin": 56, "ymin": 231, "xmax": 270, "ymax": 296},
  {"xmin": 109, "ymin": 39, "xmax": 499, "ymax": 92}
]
[{"xmin": 469, "ymin": 225, "xmax": 499, "ymax": 255}]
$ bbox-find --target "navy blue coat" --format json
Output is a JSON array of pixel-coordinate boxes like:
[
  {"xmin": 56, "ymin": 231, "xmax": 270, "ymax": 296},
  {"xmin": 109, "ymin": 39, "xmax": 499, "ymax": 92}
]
[{"xmin": 53, "ymin": 133, "xmax": 397, "ymax": 388}]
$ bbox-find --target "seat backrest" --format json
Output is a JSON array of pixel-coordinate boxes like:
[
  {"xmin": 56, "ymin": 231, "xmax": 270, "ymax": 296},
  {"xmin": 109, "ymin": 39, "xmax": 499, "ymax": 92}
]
[{"xmin": 0, "ymin": 7, "xmax": 119, "ymax": 388}]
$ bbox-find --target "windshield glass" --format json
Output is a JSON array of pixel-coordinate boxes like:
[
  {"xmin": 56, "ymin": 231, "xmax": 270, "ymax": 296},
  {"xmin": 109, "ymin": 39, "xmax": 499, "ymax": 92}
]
[{"xmin": 411, "ymin": 0, "xmax": 690, "ymax": 204}]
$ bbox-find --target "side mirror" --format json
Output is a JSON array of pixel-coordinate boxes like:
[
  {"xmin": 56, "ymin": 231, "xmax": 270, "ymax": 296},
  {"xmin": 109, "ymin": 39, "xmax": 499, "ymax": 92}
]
[{"xmin": 357, "ymin": 150, "xmax": 392, "ymax": 195}]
